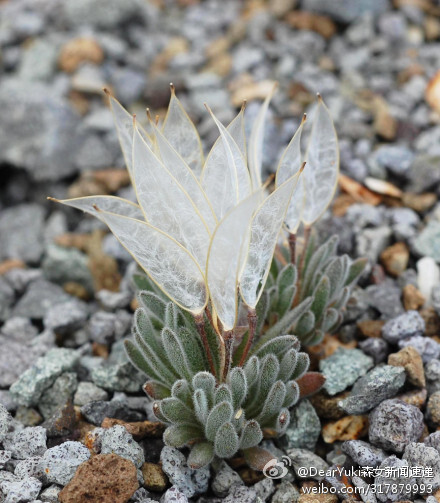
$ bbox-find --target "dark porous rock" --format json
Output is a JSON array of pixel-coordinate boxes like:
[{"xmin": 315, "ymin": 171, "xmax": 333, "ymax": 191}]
[
  {"xmin": 12, "ymin": 279, "xmax": 75, "ymax": 319},
  {"xmin": 223, "ymin": 484, "xmax": 258, "ymax": 503},
  {"xmin": 301, "ymin": 0, "xmax": 390, "ymax": 23},
  {"xmin": 87, "ymin": 310, "xmax": 131, "ymax": 345},
  {"xmin": 80, "ymin": 400, "xmax": 143, "ymax": 426},
  {"xmin": 341, "ymin": 440, "xmax": 387, "ymax": 468},
  {"xmin": 425, "ymin": 360, "xmax": 440, "ymax": 395},
  {"xmin": 0, "ymin": 79, "xmax": 82, "ymax": 181},
  {"xmin": 0, "ymin": 204, "xmax": 45, "ymax": 264},
  {"xmin": 58, "ymin": 453, "xmax": 139, "ymax": 503},
  {"xmin": 369, "ymin": 399, "xmax": 424, "ymax": 453},
  {"xmin": 339, "ymin": 365, "xmax": 406, "ymax": 414},
  {"xmin": 398, "ymin": 335, "xmax": 440, "ymax": 363},
  {"xmin": 382, "ymin": 310, "xmax": 425, "ymax": 344},
  {"xmin": 42, "ymin": 400, "xmax": 78, "ymax": 438},
  {"xmin": 359, "ymin": 338, "xmax": 389, "ymax": 363},
  {"xmin": 0, "ymin": 277, "xmax": 15, "ymax": 321},
  {"xmin": 374, "ymin": 456, "xmax": 415, "ymax": 502}
]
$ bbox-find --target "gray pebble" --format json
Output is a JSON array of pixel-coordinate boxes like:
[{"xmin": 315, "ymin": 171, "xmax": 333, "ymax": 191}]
[
  {"xmin": 160, "ymin": 447, "xmax": 209, "ymax": 498},
  {"xmin": 341, "ymin": 440, "xmax": 387, "ymax": 468},
  {"xmin": 320, "ymin": 348, "xmax": 374, "ymax": 396},
  {"xmin": 253, "ymin": 478, "xmax": 275, "ymax": 501},
  {"xmin": 39, "ymin": 441, "xmax": 90, "ymax": 486},
  {"xmin": 80, "ymin": 399, "xmax": 141, "ymax": 425},
  {"xmin": 414, "ymin": 221, "xmax": 440, "ymax": 263},
  {"xmin": 96, "ymin": 289, "xmax": 132, "ymax": 310},
  {"xmin": 382, "ymin": 310, "xmax": 425, "ymax": 344},
  {"xmin": 424, "ymin": 431, "xmax": 440, "ymax": 453},
  {"xmin": 359, "ymin": 338, "xmax": 389, "ymax": 364},
  {"xmin": 38, "ymin": 372, "xmax": 78, "ymax": 419},
  {"xmin": 425, "ymin": 360, "xmax": 440, "ymax": 395},
  {"xmin": 10, "ymin": 348, "xmax": 79, "ymax": 407},
  {"xmin": 3, "ymin": 427, "xmax": 47, "ymax": 460},
  {"xmin": 211, "ymin": 463, "xmax": 243, "ymax": 497},
  {"xmin": 339, "ymin": 365, "xmax": 406, "ymax": 414},
  {"xmin": 366, "ymin": 284, "xmax": 404, "ymax": 318},
  {"xmin": 39, "ymin": 484, "xmax": 62, "ymax": 503},
  {"xmin": 101, "ymin": 424, "xmax": 144, "ymax": 468},
  {"xmin": 0, "ymin": 404, "xmax": 12, "ymax": 442},
  {"xmin": 398, "ymin": 335, "xmax": 440, "ymax": 363},
  {"xmin": 403, "ymin": 442, "xmax": 440, "ymax": 489},
  {"xmin": 73, "ymin": 381, "xmax": 108, "ymax": 406},
  {"xmin": 283, "ymin": 399, "xmax": 321, "ymax": 450},
  {"xmin": 369, "ymin": 399, "xmax": 424, "ymax": 453},
  {"xmin": 160, "ymin": 486, "xmax": 189, "ymax": 503},
  {"xmin": 14, "ymin": 456, "xmax": 44, "ymax": 480},
  {"xmin": 287, "ymin": 448, "xmax": 329, "ymax": 480},
  {"xmin": 0, "ymin": 451, "xmax": 12, "ymax": 469},
  {"xmin": 223, "ymin": 484, "xmax": 258, "ymax": 503},
  {"xmin": 1, "ymin": 317, "xmax": 38, "ymax": 342},
  {"xmin": 43, "ymin": 299, "xmax": 88, "ymax": 335},
  {"xmin": 271, "ymin": 480, "xmax": 300, "ymax": 503},
  {"xmin": 374, "ymin": 456, "xmax": 415, "ymax": 502},
  {"xmin": 91, "ymin": 360, "xmax": 144, "ymax": 393},
  {"xmin": 0, "ymin": 476, "xmax": 42, "ymax": 503}
]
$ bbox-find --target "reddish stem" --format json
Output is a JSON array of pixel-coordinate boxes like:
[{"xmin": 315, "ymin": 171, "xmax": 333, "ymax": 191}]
[{"xmin": 238, "ymin": 308, "xmax": 257, "ymax": 367}]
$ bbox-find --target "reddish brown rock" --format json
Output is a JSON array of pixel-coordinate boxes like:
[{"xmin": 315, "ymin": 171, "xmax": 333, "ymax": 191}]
[
  {"xmin": 357, "ymin": 320, "xmax": 385, "ymax": 338},
  {"xmin": 402, "ymin": 284, "xmax": 425, "ymax": 311},
  {"xmin": 388, "ymin": 346, "xmax": 426, "ymax": 387},
  {"xmin": 101, "ymin": 418, "xmax": 165, "ymax": 440},
  {"xmin": 396, "ymin": 388, "xmax": 427, "ymax": 409},
  {"xmin": 59, "ymin": 453, "xmax": 138, "ymax": 503},
  {"xmin": 420, "ymin": 308, "xmax": 440, "ymax": 337}
]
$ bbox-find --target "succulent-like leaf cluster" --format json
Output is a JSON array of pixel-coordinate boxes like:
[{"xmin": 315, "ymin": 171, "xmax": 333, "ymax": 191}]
[
  {"xmin": 125, "ymin": 284, "xmax": 318, "ymax": 469},
  {"xmin": 255, "ymin": 234, "xmax": 367, "ymax": 347}
]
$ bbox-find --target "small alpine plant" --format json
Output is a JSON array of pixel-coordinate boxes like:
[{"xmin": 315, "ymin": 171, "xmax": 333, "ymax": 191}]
[{"xmin": 50, "ymin": 84, "xmax": 365, "ymax": 469}]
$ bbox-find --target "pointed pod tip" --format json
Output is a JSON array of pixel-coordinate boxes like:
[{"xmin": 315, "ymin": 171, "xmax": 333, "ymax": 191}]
[
  {"xmin": 316, "ymin": 92, "xmax": 322, "ymax": 101},
  {"xmin": 47, "ymin": 196, "xmax": 59, "ymax": 203},
  {"xmin": 301, "ymin": 113, "xmax": 307, "ymax": 123},
  {"xmin": 103, "ymin": 87, "xmax": 111, "ymax": 96},
  {"xmin": 299, "ymin": 161, "xmax": 307, "ymax": 173},
  {"xmin": 241, "ymin": 100, "xmax": 247, "ymax": 112},
  {"xmin": 169, "ymin": 82, "xmax": 175, "ymax": 94},
  {"xmin": 132, "ymin": 114, "xmax": 137, "ymax": 127},
  {"xmin": 92, "ymin": 204, "xmax": 101, "ymax": 212}
]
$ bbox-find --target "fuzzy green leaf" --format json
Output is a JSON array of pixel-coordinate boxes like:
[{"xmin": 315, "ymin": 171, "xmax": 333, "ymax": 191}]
[
  {"xmin": 171, "ymin": 380, "xmax": 192, "ymax": 407},
  {"xmin": 256, "ymin": 290, "xmax": 270, "ymax": 335},
  {"xmin": 192, "ymin": 372, "xmax": 216, "ymax": 407},
  {"xmin": 193, "ymin": 389, "xmax": 209, "ymax": 424},
  {"xmin": 143, "ymin": 380, "xmax": 171, "ymax": 400},
  {"xmin": 251, "ymin": 335, "xmax": 298, "ymax": 360},
  {"xmin": 345, "ymin": 257, "xmax": 367, "ymax": 286},
  {"xmin": 277, "ymin": 283, "xmax": 296, "ymax": 319},
  {"xmin": 188, "ymin": 442, "xmax": 215, "ymax": 469},
  {"xmin": 276, "ymin": 264, "xmax": 296, "ymax": 295},
  {"xmin": 134, "ymin": 309, "xmax": 164, "ymax": 359},
  {"xmin": 243, "ymin": 356, "xmax": 259, "ymax": 387},
  {"xmin": 275, "ymin": 408, "xmax": 290, "ymax": 434},
  {"xmin": 239, "ymin": 420, "xmax": 263, "ymax": 449},
  {"xmin": 290, "ymin": 352, "xmax": 310, "ymax": 380},
  {"xmin": 206, "ymin": 401, "xmax": 233, "ymax": 441},
  {"xmin": 214, "ymin": 422, "xmax": 239, "ymax": 458},
  {"xmin": 228, "ymin": 367, "xmax": 247, "ymax": 409},
  {"xmin": 164, "ymin": 301, "xmax": 180, "ymax": 332},
  {"xmin": 322, "ymin": 307, "xmax": 339, "ymax": 332},
  {"xmin": 160, "ymin": 397, "xmax": 194, "ymax": 424},
  {"xmin": 139, "ymin": 291, "xmax": 166, "ymax": 329},
  {"xmin": 294, "ymin": 310, "xmax": 315, "ymax": 338},
  {"xmin": 258, "ymin": 380, "xmax": 286, "ymax": 425},
  {"xmin": 161, "ymin": 328, "xmax": 191, "ymax": 380},
  {"xmin": 124, "ymin": 339, "xmax": 160, "ymax": 381},
  {"xmin": 214, "ymin": 384, "xmax": 233, "ymax": 405},
  {"xmin": 283, "ymin": 381, "xmax": 300, "ymax": 408},
  {"xmin": 164, "ymin": 424, "xmax": 203, "ymax": 448},
  {"xmin": 278, "ymin": 349, "xmax": 298, "ymax": 382},
  {"xmin": 310, "ymin": 275, "xmax": 330, "ymax": 323},
  {"xmin": 177, "ymin": 327, "xmax": 207, "ymax": 375}
]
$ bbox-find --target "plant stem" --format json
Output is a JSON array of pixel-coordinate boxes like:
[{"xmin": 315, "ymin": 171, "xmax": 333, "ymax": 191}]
[
  {"xmin": 288, "ymin": 233, "xmax": 296, "ymax": 264},
  {"xmin": 222, "ymin": 330, "xmax": 234, "ymax": 381},
  {"xmin": 238, "ymin": 308, "xmax": 257, "ymax": 367},
  {"xmin": 194, "ymin": 314, "xmax": 217, "ymax": 379}
]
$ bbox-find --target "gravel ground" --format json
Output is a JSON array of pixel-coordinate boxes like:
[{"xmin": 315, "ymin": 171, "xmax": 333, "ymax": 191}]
[{"xmin": 1, "ymin": 0, "xmax": 440, "ymax": 502}]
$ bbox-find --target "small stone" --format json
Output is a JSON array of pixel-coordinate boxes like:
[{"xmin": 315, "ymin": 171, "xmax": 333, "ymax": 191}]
[
  {"xmin": 42, "ymin": 399, "xmax": 77, "ymax": 438},
  {"xmin": 80, "ymin": 400, "xmax": 142, "ymax": 426},
  {"xmin": 322, "ymin": 415, "xmax": 369, "ymax": 443},
  {"xmin": 373, "ymin": 145, "xmax": 415, "ymax": 178},
  {"xmin": 380, "ymin": 242, "xmax": 409, "ymax": 277},
  {"xmin": 388, "ymin": 346, "xmax": 426, "ymax": 387},
  {"xmin": 96, "ymin": 289, "xmax": 132, "ymax": 310},
  {"xmin": 420, "ymin": 308, "xmax": 440, "ymax": 337},
  {"xmin": 1, "ymin": 476, "xmax": 42, "ymax": 503},
  {"xmin": 40, "ymin": 484, "xmax": 62, "ymax": 503},
  {"xmin": 142, "ymin": 462, "xmax": 168, "ymax": 492},
  {"xmin": 40, "ymin": 441, "xmax": 90, "ymax": 485},
  {"xmin": 88, "ymin": 310, "xmax": 130, "ymax": 345},
  {"xmin": 92, "ymin": 361, "xmax": 144, "ymax": 393},
  {"xmin": 398, "ymin": 335, "xmax": 440, "ymax": 363},
  {"xmin": 403, "ymin": 442, "xmax": 440, "ymax": 488},
  {"xmin": 58, "ymin": 453, "xmax": 138, "ymax": 503},
  {"xmin": 427, "ymin": 392, "xmax": 440, "ymax": 426},
  {"xmin": 10, "ymin": 348, "xmax": 79, "ymax": 407},
  {"xmin": 369, "ymin": 399, "xmax": 424, "ymax": 453},
  {"xmin": 253, "ymin": 477, "xmax": 275, "ymax": 501},
  {"xmin": 161, "ymin": 486, "xmax": 189, "ymax": 503},
  {"xmin": 3, "ymin": 426, "xmax": 47, "ymax": 459},
  {"xmin": 415, "ymin": 221, "xmax": 440, "ymax": 263},
  {"xmin": 160, "ymin": 447, "xmax": 209, "ymax": 498},
  {"xmin": 402, "ymin": 192, "xmax": 437, "ymax": 213},
  {"xmin": 0, "ymin": 451, "xmax": 12, "ymax": 469},
  {"xmin": 272, "ymin": 480, "xmax": 300, "ymax": 503},
  {"xmin": 287, "ymin": 449, "xmax": 329, "ymax": 479},
  {"xmin": 43, "ymin": 299, "xmax": 88, "ymax": 335},
  {"xmin": 299, "ymin": 488, "xmax": 337, "ymax": 503},
  {"xmin": 366, "ymin": 284, "xmax": 404, "ymax": 318},
  {"xmin": 0, "ymin": 404, "xmax": 12, "ymax": 442},
  {"xmin": 211, "ymin": 463, "xmax": 243, "ymax": 498},
  {"xmin": 283, "ymin": 399, "xmax": 320, "ymax": 451},
  {"xmin": 14, "ymin": 406, "xmax": 42, "ymax": 427},
  {"xmin": 359, "ymin": 338, "xmax": 389, "ymax": 364},
  {"xmin": 309, "ymin": 391, "xmax": 348, "ymax": 420},
  {"xmin": 224, "ymin": 484, "xmax": 258, "ymax": 503},
  {"xmin": 357, "ymin": 320, "xmax": 385, "ymax": 338},
  {"xmin": 74, "ymin": 382, "xmax": 108, "ymax": 406},
  {"xmin": 417, "ymin": 257, "xmax": 440, "ymax": 304},
  {"xmin": 1, "ymin": 316, "xmax": 38, "ymax": 342},
  {"xmin": 14, "ymin": 456, "xmax": 44, "ymax": 480},
  {"xmin": 339, "ymin": 365, "xmax": 406, "ymax": 415},
  {"xmin": 341, "ymin": 440, "xmax": 387, "ymax": 467},
  {"xmin": 374, "ymin": 456, "xmax": 414, "ymax": 502},
  {"xmin": 319, "ymin": 348, "xmax": 374, "ymax": 396},
  {"xmin": 426, "ymin": 360, "xmax": 440, "ymax": 395},
  {"xmin": 59, "ymin": 37, "xmax": 104, "ymax": 73},
  {"xmin": 402, "ymin": 284, "xmax": 426, "ymax": 311},
  {"xmin": 39, "ymin": 373, "xmax": 78, "ymax": 419},
  {"xmin": 101, "ymin": 425, "xmax": 144, "ymax": 468},
  {"xmin": 381, "ymin": 310, "xmax": 425, "ymax": 344},
  {"xmin": 424, "ymin": 431, "xmax": 440, "ymax": 452},
  {"xmin": 356, "ymin": 226, "xmax": 392, "ymax": 263}
]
